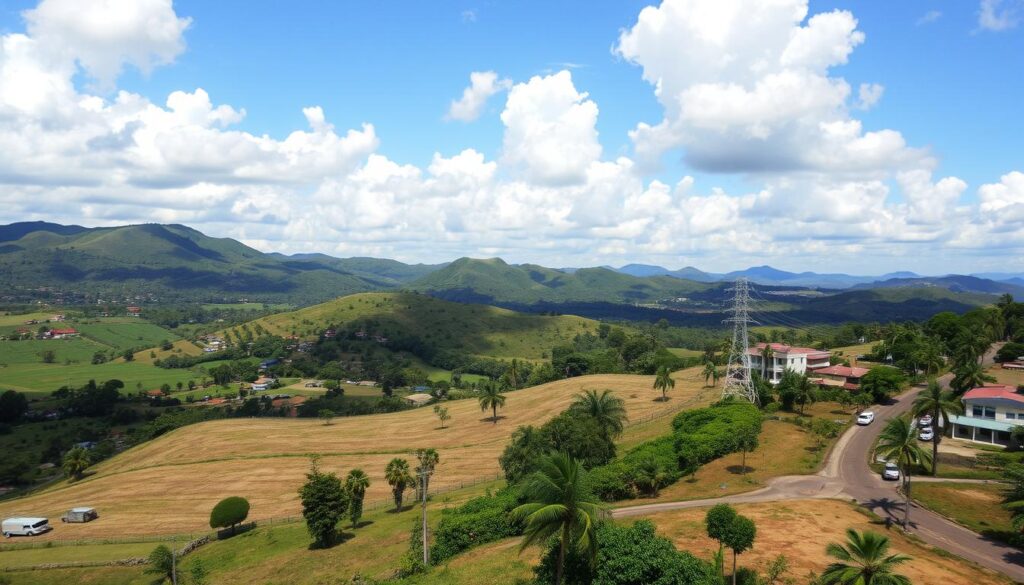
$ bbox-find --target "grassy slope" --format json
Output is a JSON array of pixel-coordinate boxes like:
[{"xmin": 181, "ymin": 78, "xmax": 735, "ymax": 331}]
[
  {"xmin": 0, "ymin": 368, "xmax": 715, "ymax": 540},
  {"xmin": 238, "ymin": 291, "xmax": 601, "ymax": 361},
  {"xmin": 913, "ymin": 482, "xmax": 1015, "ymax": 536}
]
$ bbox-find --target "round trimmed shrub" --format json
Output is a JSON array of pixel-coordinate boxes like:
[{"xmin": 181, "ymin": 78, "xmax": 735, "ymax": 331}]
[{"xmin": 210, "ymin": 496, "xmax": 250, "ymax": 535}]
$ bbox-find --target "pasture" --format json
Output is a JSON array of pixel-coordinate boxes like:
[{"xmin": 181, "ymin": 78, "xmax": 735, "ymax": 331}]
[
  {"xmin": 647, "ymin": 499, "xmax": 1012, "ymax": 585},
  {"xmin": 0, "ymin": 367, "xmax": 715, "ymax": 539},
  {"xmin": 74, "ymin": 319, "xmax": 179, "ymax": 352}
]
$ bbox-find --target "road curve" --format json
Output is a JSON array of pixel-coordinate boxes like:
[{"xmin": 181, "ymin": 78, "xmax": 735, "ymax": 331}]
[{"xmin": 613, "ymin": 346, "xmax": 1024, "ymax": 582}]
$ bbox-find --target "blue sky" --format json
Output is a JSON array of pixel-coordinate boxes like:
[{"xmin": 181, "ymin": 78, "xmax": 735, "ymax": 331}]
[{"xmin": 0, "ymin": 0, "xmax": 1022, "ymax": 273}]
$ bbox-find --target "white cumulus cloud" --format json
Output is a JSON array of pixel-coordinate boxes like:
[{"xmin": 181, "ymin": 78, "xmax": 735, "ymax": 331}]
[{"xmin": 445, "ymin": 71, "xmax": 511, "ymax": 122}]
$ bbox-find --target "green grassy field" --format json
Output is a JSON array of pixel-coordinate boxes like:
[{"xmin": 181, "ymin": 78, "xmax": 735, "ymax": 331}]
[
  {"xmin": 0, "ymin": 359, "xmax": 204, "ymax": 393},
  {"xmin": 0, "ymin": 338, "xmax": 108, "ymax": 366},
  {"xmin": 74, "ymin": 320, "xmax": 179, "ymax": 352},
  {"xmin": 666, "ymin": 347, "xmax": 702, "ymax": 358},
  {"xmin": 0, "ymin": 540, "xmax": 177, "ymax": 568},
  {"xmin": 913, "ymin": 482, "xmax": 1016, "ymax": 539}
]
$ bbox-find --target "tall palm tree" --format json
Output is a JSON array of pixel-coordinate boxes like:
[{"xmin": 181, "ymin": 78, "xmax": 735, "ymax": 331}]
[
  {"xmin": 876, "ymin": 417, "xmax": 933, "ymax": 527},
  {"xmin": 384, "ymin": 458, "xmax": 414, "ymax": 512},
  {"xmin": 950, "ymin": 360, "xmax": 995, "ymax": 395},
  {"xmin": 702, "ymin": 361, "xmax": 717, "ymax": 387},
  {"xmin": 344, "ymin": 468, "xmax": 370, "ymax": 527},
  {"xmin": 913, "ymin": 341, "xmax": 945, "ymax": 376},
  {"xmin": 653, "ymin": 365, "xmax": 675, "ymax": 401},
  {"xmin": 508, "ymin": 359, "xmax": 521, "ymax": 390},
  {"xmin": 760, "ymin": 345, "xmax": 775, "ymax": 382},
  {"xmin": 512, "ymin": 452, "xmax": 606, "ymax": 585},
  {"xmin": 911, "ymin": 379, "xmax": 963, "ymax": 476},
  {"xmin": 792, "ymin": 374, "xmax": 816, "ymax": 415},
  {"xmin": 570, "ymin": 389, "xmax": 627, "ymax": 439},
  {"xmin": 62, "ymin": 447, "xmax": 91, "ymax": 481},
  {"xmin": 821, "ymin": 528, "xmax": 911, "ymax": 585},
  {"xmin": 478, "ymin": 381, "xmax": 507, "ymax": 424},
  {"xmin": 414, "ymin": 448, "xmax": 440, "ymax": 501}
]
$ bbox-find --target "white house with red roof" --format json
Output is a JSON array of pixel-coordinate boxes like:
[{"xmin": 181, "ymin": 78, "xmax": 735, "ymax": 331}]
[
  {"xmin": 747, "ymin": 342, "xmax": 831, "ymax": 384},
  {"xmin": 46, "ymin": 327, "xmax": 78, "ymax": 339},
  {"xmin": 948, "ymin": 385, "xmax": 1024, "ymax": 446}
]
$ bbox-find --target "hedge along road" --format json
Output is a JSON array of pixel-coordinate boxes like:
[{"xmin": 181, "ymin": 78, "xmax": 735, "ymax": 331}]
[{"xmin": 614, "ymin": 344, "xmax": 1024, "ymax": 583}]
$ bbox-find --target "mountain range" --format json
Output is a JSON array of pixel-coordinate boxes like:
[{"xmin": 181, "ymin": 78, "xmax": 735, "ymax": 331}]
[{"xmin": 1, "ymin": 222, "xmax": 1021, "ymax": 321}]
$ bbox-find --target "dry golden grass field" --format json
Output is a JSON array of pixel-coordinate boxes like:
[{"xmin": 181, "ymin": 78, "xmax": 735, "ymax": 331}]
[
  {"xmin": 0, "ymin": 368, "xmax": 715, "ymax": 540},
  {"xmin": 648, "ymin": 499, "xmax": 1013, "ymax": 585}
]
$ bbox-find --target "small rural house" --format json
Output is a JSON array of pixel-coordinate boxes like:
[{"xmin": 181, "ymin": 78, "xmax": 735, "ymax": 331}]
[
  {"xmin": 251, "ymin": 377, "xmax": 275, "ymax": 391},
  {"xmin": 47, "ymin": 327, "xmax": 78, "ymax": 339},
  {"xmin": 811, "ymin": 365, "xmax": 870, "ymax": 390},
  {"xmin": 404, "ymin": 393, "xmax": 433, "ymax": 407},
  {"xmin": 948, "ymin": 385, "xmax": 1024, "ymax": 446}
]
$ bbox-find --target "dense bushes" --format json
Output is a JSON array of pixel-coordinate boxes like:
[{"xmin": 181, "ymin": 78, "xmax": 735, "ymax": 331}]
[
  {"xmin": 535, "ymin": 520, "xmax": 718, "ymax": 585},
  {"xmin": 500, "ymin": 410, "xmax": 617, "ymax": 482},
  {"xmin": 589, "ymin": 401, "xmax": 762, "ymax": 501},
  {"xmin": 430, "ymin": 488, "xmax": 524, "ymax": 563},
  {"xmin": 673, "ymin": 402, "xmax": 762, "ymax": 474}
]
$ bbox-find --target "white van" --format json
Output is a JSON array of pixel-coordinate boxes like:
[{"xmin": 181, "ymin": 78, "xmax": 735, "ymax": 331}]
[{"xmin": 2, "ymin": 517, "xmax": 52, "ymax": 537}]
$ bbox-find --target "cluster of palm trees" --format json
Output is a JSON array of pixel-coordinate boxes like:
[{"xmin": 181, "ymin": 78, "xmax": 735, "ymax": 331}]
[{"xmin": 383, "ymin": 448, "xmax": 441, "ymax": 513}]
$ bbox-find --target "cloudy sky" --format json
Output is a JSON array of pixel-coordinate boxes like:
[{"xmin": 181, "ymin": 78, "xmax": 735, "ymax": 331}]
[{"xmin": 0, "ymin": 0, "xmax": 1022, "ymax": 274}]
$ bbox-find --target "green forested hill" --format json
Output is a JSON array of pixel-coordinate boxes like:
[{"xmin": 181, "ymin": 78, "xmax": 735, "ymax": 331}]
[
  {"xmin": 0, "ymin": 223, "xmax": 385, "ymax": 304},
  {"xmin": 407, "ymin": 257, "xmax": 715, "ymax": 304}
]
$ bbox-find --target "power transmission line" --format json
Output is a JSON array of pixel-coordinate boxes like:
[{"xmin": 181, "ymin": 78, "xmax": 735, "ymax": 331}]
[{"xmin": 722, "ymin": 278, "xmax": 758, "ymax": 404}]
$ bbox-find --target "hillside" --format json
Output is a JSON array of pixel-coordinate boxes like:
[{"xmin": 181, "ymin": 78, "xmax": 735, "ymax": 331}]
[
  {"xmin": 0, "ymin": 370, "xmax": 714, "ymax": 538},
  {"xmin": 408, "ymin": 257, "xmax": 715, "ymax": 304},
  {"xmin": 851, "ymin": 274, "xmax": 1024, "ymax": 296},
  {"xmin": 0, "ymin": 222, "xmax": 388, "ymax": 304},
  {"xmin": 267, "ymin": 253, "xmax": 445, "ymax": 286},
  {"xmin": 235, "ymin": 291, "xmax": 600, "ymax": 361}
]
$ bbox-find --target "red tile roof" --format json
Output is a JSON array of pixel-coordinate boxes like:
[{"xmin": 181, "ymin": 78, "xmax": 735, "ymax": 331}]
[
  {"xmin": 964, "ymin": 385, "xmax": 1024, "ymax": 404},
  {"xmin": 50, "ymin": 328, "xmax": 77, "ymax": 335},
  {"xmin": 815, "ymin": 365, "xmax": 870, "ymax": 378}
]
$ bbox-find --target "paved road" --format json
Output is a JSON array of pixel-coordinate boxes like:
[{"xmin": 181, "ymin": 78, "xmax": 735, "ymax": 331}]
[{"xmin": 614, "ymin": 345, "xmax": 1024, "ymax": 582}]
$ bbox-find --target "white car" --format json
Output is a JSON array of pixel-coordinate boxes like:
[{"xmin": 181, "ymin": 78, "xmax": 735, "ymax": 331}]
[
  {"xmin": 883, "ymin": 462, "xmax": 901, "ymax": 481},
  {"xmin": 857, "ymin": 411, "xmax": 875, "ymax": 425},
  {"xmin": 918, "ymin": 415, "xmax": 933, "ymax": 428},
  {"xmin": 919, "ymin": 427, "xmax": 934, "ymax": 441}
]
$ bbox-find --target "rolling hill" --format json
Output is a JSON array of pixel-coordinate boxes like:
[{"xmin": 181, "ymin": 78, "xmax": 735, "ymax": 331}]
[
  {"xmin": 231, "ymin": 291, "xmax": 601, "ymax": 361},
  {"xmin": 408, "ymin": 257, "xmax": 716, "ymax": 304},
  {"xmin": 0, "ymin": 222, "xmax": 386, "ymax": 304}
]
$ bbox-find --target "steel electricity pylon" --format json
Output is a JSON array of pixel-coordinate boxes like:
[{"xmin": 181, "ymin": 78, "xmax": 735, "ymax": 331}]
[{"xmin": 722, "ymin": 277, "xmax": 759, "ymax": 404}]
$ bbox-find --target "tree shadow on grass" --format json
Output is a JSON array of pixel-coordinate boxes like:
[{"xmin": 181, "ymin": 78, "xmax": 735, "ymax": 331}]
[
  {"xmin": 653, "ymin": 396, "xmax": 671, "ymax": 402},
  {"xmin": 478, "ymin": 415, "xmax": 508, "ymax": 423},
  {"xmin": 386, "ymin": 504, "xmax": 414, "ymax": 514},
  {"xmin": 726, "ymin": 465, "xmax": 754, "ymax": 475},
  {"xmin": 352, "ymin": 519, "xmax": 374, "ymax": 529},
  {"xmin": 306, "ymin": 529, "xmax": 356, "ymax": 550}
]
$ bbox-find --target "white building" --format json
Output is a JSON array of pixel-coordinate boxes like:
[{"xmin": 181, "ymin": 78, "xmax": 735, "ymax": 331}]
[
  {"xmin": 746, "ymin": 343, "xmax": 831, "ymax": 384},
  {"xmin": 949, "ymin": 385, "xmax": 1024, "ymax": 446}
]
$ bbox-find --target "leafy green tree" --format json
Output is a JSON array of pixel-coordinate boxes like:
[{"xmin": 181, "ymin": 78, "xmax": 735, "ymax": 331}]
[
  {"xmin": 144, "ymin": 544, "xmax": 175, "ymax": 581},
  {"xmin": 791, "ymin": 373, "xmax": 816, "ymax": 414},
  {"xmin": 705, "ymin": 504, "xmax": 737, "ymax": 580},
  {"xmin": 478, "ymin": 380, "xmax": 507, "ymax": 424},
  {"xmin": 121, "ymin": 349, "xmax": 134, "ymax": 362},
  {"xmin": 433, "ymin": 404, "xmax": 451, "ymax": 429},
  {"xmin": 821, "ymin": 529, "xmax": 911, "ymax": 585},
  {"xmin": 950, "ymin": 360, "xmax": 995, "ymax": 395},
  {"xmin": 570, "ymin": 389, "xmax": 627, "ymax": 439},
  {"xmin": 62, "ymin": 447, "xmax": 91, "ymax": 481},
  {"xmin": 911, "ymin": 379, "xmax": 963, "ymax": 476},
  {"xmin": 736, "ymin": 426, "xmax": 759, "ymax": 474},
  {"xmin": 631, "ymin": 456, "xmax": 668, "ymax": 497},
  {"xmin": 344, "ymin": 468, "xmax": 370, "ymax": 528},
  {"xmin": 513, "ymin": 452, "xmax": 606, "ymax": 585},
  {"xmin": 500, "ymin": 425, "xmax": 547, "ymax": 482},
  {"xmin": 414, "ymin": 448, "xmax": 440, "ymax": 502},
  {"xmin": 0, "ymin": 390, "xmax": 28, "ymax": 423},
  {"xmin": 508, "ymin": 358, "xmax": 522, "ymax": 389},
  {"xmin": 385, "ymin": 457, "xmax": 414, "ymax": 512},
  {"xmin": 876, "ymin": 417, "xmax": 932, "ymax": 527},
  {"xmin": 860, "ymin": 367, "xmax": 907, "ymax": 403},
  {"xmin": 319, "ymin": 409, "xmax": 334, "ymax": 426},
  {"xmin": 702, "ymin": 361, "xmax": 717, "ymax": 387},
  {"xmin": 653, "ymin": 365, "xmax": 675, "ymax": 401},
  {"xmin": 723, "ymin": 515, "xmax": 756, "ymax": 585},
  {"xmin": 209, "ymin": 496, "xmax": 250, "ymax": 536},
  {"xmin": 298, "ymin": 458, "xmax": 348, "ymax": 548}
]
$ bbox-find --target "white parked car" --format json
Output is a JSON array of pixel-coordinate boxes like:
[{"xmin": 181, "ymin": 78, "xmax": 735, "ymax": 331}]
[
  {"xmin": 857, "ymin": 411, "xmax": 875, "ymax": 425},
  {"xmin": 918, "ymin": 414, "xmax": 933, "ymax": 428},
  {"xmin": 919, "ymin": 427, "xmax": 934, "ymax": 442},
  {"xmin": 883, "ymin": 462, "xmax": 901, "ymax": 481}
]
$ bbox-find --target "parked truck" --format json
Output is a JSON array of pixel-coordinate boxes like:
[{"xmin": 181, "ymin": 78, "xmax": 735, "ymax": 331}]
[
  {"xmin": 2, "ymin": 517, "xmax": 52, "ymax": 537},
  {"xmin": 61, "ymin": 507, "xmax": 98, "ymax": 523}
]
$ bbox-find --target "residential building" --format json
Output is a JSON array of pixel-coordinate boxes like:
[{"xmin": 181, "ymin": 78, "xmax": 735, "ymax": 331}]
[
  {"xmin": 126, "ymin": 306, "xmax": 142, "ymax": 317},
  {"xmin": 251, "ymin": 376, "xmax": 275, "ymax": 391},
  {"xmin": 404, "ymin": 393, "xmax": 433, "ymax": 407},
  {"xmin": 47, "ymin": 327, "xmax": 78, "ymax": 339},
  {"xmin": 746, "ymin": 342, "xmax": 831, "ymax": 384},
  {"xmin": 811, "ymin": 365, "xmax": 870, "ymax": 391},
  {"xmin": 949, "ymin": 385, "xmax": 1024, "ymax": 446}
]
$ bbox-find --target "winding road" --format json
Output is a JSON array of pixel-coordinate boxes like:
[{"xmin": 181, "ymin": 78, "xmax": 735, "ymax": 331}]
[{"xmin": 613, "ymin": 347, "xmax": 1024, "ymax": 582}]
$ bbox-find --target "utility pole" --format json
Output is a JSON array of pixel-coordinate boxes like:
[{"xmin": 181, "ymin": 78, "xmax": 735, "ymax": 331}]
[
  {"xmin": 171, "ymin": 539, "xmax": 177, "ymax": 585},
  {"xmin": 722, "ymin": 278, "xmax": 759, "ymax": 404},
  {"xmin": 418, "ymin": 467, "xmax": 432, "ymax": 566}
]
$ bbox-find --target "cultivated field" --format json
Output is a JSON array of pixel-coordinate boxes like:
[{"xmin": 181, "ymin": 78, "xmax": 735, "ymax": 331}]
[
  {"xmin": 0, "ymin": 368, "xmax": 715, "ymax": 539},
  {"xmin": 648, "ymin": 499, "xmax": 1013, "ymax": 585}
]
